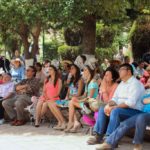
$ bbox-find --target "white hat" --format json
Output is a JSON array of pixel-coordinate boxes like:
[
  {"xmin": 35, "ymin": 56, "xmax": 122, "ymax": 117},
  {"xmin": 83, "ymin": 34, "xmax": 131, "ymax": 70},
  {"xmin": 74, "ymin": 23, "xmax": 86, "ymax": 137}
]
[{"xmin": 0, "ymin": 68, "xmax": 5, "ymax": 74}]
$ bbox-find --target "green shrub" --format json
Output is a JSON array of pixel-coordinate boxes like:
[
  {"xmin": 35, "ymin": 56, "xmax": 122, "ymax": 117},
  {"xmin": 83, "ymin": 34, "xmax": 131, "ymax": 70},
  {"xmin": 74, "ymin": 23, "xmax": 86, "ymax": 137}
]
[
  {"xmin": 96, "ymin": 45, "xmax": 118, "ymax": 63},
  {"xmin": 43, "ymin": 40, "xmax": 60, "ymax": 60},
  {"xmin": 96, "ymin": 23, "xmax": 116, "ymax": 48},
  {"xmin": 58, "ymin": 44, "xmax": 82, "ymax": 61}
]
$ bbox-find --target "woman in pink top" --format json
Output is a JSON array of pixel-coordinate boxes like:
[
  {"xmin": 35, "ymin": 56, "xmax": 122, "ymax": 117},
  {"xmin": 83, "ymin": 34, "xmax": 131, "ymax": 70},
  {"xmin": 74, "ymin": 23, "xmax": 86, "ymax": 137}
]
[
  {"xmin": 83, "ymin": 67, "xmax": 119, "ymax": 126},
  {"xmin": 35, "ymin": 65, "xmax": 62, "ymax": 127},
  {"xmin": 99, "ymin": 67, "xmax": 119, "ymax": 103}
]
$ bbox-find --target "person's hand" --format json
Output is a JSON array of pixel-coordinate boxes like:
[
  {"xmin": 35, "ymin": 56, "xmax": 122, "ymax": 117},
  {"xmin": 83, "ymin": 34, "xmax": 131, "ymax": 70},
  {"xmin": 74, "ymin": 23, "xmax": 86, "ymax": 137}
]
[
  {"xmin": 104, "ymin": 104, "xmax": 117, "ymax": 116},
  {"xmin": 65, "ymin": 96, "xmax": 69, "ymax": 100},
  {"xmin": 100, "ymin": 79, "xmax": 107, "ymax": 93},
  {"xmin": 104, "ymin": 104, "xmax": 112, "ymax": 116},
  {"xmin": 43, "ymin": 95, "xmax": 49, "ymax": 101},
  {"xmin": 108, "ymin": 101, "xmax": 117, "ymax": 107}
]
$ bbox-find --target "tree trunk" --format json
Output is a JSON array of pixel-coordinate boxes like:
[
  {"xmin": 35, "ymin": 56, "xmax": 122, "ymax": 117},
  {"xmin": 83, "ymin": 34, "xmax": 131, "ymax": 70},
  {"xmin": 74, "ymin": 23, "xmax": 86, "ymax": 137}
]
[
  {"xmin": 11, "ymin": 39, "xmax": 20, "ymax": 58},
  {"xmin": 19, "ymin": 23, "xmax": 31, "ymax": 59},
  {"xmin": 31, "ymin": 23, "xmax": 41, "ymax": 57},
  {"xmin": 82, "ymin": 15, "xmax": 96, "ymax": 54}
]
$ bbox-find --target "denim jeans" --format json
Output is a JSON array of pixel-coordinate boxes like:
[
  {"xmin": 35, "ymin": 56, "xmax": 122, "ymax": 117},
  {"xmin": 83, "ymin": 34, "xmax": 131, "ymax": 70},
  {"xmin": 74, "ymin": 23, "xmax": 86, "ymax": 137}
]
[
  {"xmin": 106, "ymin": 113, "xmax": 150, "ymax": 148},
  {"xmin": 93, "ymin": 106, "xmax": 141, "ymax": 136}
]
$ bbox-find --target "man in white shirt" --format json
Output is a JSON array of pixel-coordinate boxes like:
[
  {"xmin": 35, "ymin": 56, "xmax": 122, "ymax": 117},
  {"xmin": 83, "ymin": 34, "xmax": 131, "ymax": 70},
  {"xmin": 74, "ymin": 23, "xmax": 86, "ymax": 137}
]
[
  {"xmin": 0, "ymin": 73, "xmax": 14, "ymax": 124},
  {"xmin": 87, "ymin": 63, "xmax": 145, "ymax": 145}
]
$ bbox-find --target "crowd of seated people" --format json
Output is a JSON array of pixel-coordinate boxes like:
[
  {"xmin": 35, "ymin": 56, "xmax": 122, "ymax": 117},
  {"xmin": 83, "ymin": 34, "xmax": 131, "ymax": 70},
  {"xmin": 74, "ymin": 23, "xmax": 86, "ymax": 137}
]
[{"xmin": 0, "ymin": 52, "xmax": 150, "ymax": 150}]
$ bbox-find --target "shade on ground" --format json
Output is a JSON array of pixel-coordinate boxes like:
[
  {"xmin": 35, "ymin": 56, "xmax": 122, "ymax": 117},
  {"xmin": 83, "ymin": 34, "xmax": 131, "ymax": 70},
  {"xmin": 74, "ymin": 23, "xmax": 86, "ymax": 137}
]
[{"xmin": 0, "ymin": 123, "xmax": 149, "ymax": 150}]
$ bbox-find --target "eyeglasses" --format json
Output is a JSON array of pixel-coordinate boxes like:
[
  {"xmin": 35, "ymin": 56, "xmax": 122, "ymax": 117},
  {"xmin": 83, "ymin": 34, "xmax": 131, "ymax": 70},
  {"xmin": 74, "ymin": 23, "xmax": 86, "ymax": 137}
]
[
  {"xmin": 119, "ymin": 68, "xmax": 129, "ymax": 72},
  {"xmin": 26, "ymin": 69, "xmax": 32, "ymax": 72}
]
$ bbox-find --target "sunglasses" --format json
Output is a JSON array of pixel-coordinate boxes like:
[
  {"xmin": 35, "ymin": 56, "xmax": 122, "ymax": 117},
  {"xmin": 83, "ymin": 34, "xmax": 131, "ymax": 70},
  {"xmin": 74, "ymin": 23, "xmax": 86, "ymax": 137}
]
[{"xmin": 26, "ymin": 69, "xmax": 33, "ymax": 72}]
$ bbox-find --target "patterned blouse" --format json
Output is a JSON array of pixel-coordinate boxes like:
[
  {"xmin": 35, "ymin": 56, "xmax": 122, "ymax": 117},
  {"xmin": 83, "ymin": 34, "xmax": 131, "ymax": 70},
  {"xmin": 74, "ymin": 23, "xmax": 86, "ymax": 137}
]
[{"xmin": 16, "ymin": 77, "xmax": 40, "ymax": 96}]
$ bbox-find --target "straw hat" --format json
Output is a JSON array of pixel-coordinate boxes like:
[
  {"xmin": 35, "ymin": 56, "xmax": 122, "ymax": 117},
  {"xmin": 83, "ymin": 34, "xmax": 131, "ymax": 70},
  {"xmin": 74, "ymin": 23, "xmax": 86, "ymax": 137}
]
[
  {"xmin": 14, "ymin": 58, "xmax": 22, "ymax": 62},
  {"xmin": 146, "ymin": 65, "xmax": 150, "ymax": 71},
  {"xmin": 60, "ymin": 60, "xmax": 73, "ymax": 65}
]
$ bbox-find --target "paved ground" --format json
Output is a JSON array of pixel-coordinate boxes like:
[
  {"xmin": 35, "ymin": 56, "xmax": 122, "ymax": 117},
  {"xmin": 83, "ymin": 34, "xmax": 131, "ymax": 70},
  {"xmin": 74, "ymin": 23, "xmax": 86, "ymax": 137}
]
[{"xmin": 0, "ymin": 123, "xmax": 150, "ymax": 150}]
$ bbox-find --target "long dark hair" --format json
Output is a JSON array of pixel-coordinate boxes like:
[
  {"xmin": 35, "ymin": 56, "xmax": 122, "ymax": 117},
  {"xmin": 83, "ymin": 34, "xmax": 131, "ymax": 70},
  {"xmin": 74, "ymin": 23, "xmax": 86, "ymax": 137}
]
[
  {"xmin": 85, "ymin": 65, "xmax": 95, "ymax": 85},
  {"xmin": 104, "ymin": 67, "xmax": 119, "ymax": 82},
  {"xmin": 70, "ymin": 64, "xmax": 81, "ymax": 86},
  {"xmin": 45, "ymin": 65, "xmax": 59, "ymax": 87}
]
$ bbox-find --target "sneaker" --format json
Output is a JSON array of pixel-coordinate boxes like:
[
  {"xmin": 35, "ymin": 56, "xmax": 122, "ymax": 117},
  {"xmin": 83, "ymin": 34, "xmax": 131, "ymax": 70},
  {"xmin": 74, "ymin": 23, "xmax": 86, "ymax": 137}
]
[
  {"xmin": 0, "ymin": 119, "xmax": 4, "ymax": 125},
  {"xmin": 11, "ymin": 119, "xmax": 18, "ymax": 126},
  {"xmin": 87, "ymin": 134, "xmax": 103, "ymax": 145},
  {"xmin": 133, "ymin": 144, "xmax": 143, "ymax": 150},
  {"xmin": 15, "ymin": 120, "xmax": 26, "ymax": 126},
  {"xmin": 96, "ymin": 142, "xmax": 112, "ymax": 150}
]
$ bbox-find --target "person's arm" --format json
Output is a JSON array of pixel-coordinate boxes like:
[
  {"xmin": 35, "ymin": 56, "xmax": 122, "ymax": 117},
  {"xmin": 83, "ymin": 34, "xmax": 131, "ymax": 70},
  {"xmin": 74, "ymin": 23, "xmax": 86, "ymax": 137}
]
[
  {"xmin": 89, "ymin": 88, "xmax": 96, "ymax": 98},
  {"xmin": 3, "ymin": 92, "xmax": 13, "ymax": 100},
  {"xmin": 20, "ymin": 67, "xmax": 25, "ymax": 80},
  {"xmin": 111, "ymin": 103, "xmax": 129, "ymax": 109},
  {"xmin": 16, "ymin": 84, "xmax": 28, "ymax": 91},
  {"xmin": 143, "ymin": 98, "xmax": 150, "ymax": 104},
  {"xmin": 3, "ymin": 83, "xmax": 15, "ymax": 100},
  {"xmin": 76, "ymin": 79, "xmax": 84, "ymax": 97},
  {"xmin": 100, "ymin": 79, "xmax": 109, "ymax": 101},
  {"xmin": 53, "ymin": 79, "xmax": 62, "ymax": 98},
  {"xmin": 65, "ymin": 88, "xmax": 70, "ymax": 100}
]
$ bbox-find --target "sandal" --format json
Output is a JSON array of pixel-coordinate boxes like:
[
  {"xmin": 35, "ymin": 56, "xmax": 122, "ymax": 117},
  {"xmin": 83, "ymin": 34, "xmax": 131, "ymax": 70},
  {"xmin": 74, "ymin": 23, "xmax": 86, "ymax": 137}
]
[
  {"xmin": 64, "ymin": 122, "xmax": 74, "ymax": 132},
  {"xmin": 69, "ymin": 122, "xmax": 81, "ymax": 133}
]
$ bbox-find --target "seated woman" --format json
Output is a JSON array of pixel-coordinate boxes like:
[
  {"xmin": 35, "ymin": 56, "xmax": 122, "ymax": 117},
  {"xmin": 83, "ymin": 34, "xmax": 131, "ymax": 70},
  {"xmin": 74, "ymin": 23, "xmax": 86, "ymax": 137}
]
[
  {"xmin": 65, "ymin": 65, "xmax": 99, "ymax": 132},
  {"xmin": 10, "ymin": 58, "xmax": 25, "ymax": 84},
  {"xmin": 55, "ymin": 64, "xmax": 84, "ymax": 130},
  {"xmin": 83, "ymin": 67, "xmax": 119, "ymax": 126},
  {"xmin": 35, "ymin": 62, "xmax": 46, "ymax": 94},
  {"xmin": 35, "ymin": 65, "xmax": 62, "ymax": 127},
  {"xmin": 96, "ymin": 91, "xmax": 150, "ymax": 150},
  {"xmin": 142, "ymin": 66, "xmax": 150, "ymax": 89},
  {"xmin": 56, "ymin": 64, "xmax": 84, "ymax": 106}
]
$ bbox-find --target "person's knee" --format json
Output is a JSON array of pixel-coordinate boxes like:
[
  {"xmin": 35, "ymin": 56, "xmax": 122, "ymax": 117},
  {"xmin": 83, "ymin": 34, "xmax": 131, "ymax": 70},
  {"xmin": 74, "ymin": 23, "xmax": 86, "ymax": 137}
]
[
  {"xmin": 15, "ymin": 100, "xmax": 23, "ymax": 108},
  {"xmin": 119, "ymin": 121, "xmax": 128, "ymax": 129},
  {"xmin": 68, "ymin": 100, "xmax": 74, "ymax": 107},
  {"xmin": 110, "ymin": 108, "xmax": 121, "ymax": 116},
  {"xmin": 98, "ymin": 106, "xmax": 105, "ymax": 114},
  {"xmin": 2, "ymin": 100, "xmax": 9, "ymax": 108},
  {"xmin": 136, "ymin": 114, "xmax": 146, "ymax": 125}
]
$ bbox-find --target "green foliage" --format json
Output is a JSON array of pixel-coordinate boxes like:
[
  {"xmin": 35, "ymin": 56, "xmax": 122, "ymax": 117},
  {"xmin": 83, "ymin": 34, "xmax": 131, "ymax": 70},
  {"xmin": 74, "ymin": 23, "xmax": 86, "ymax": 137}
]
[
  {"xmin": 64, "ymin": 28, "xmax": 82, "ymax": 46},
  {"xmin": 96, "ymin": 23, "xmax": 116, "ymax": 48},
  {"xmin": 43, "ymin": 40, "xmax": 60, "ymax": 60},
  {"xmin": 128, "ymin": 21, "xmax": 137, "ymax": 40},
  {"xmin": 96, "ymin": 43, "xmax": 118, "ymax": 63},
  {"xmin": 58, "ymin": 45, "xmax": 82, "ymax": 61},
  {"xmin": 131, "ymin": 16, "xmax": 150, "ymax": 60},
  {"xmin": 0, "ymin": 0, "xmax": 149, "ymax": 58}
]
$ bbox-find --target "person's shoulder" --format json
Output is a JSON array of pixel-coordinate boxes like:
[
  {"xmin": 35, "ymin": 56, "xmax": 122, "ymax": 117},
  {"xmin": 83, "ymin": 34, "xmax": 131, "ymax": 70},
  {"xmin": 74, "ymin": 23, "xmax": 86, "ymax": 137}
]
[
  {"xmin": 58, "ymin": 78, "xmax": 62, "ymax": 83},
  {"xmin": 91, "ymin": 79, "xmax": 97, "ymax": 83},
  {"xmin": 78, "ymin": 77, "xmax": 84, "ymax": 83},
  {"xmin": 113, "ymin": 83, "xmax": 118, "ymax": 88}
]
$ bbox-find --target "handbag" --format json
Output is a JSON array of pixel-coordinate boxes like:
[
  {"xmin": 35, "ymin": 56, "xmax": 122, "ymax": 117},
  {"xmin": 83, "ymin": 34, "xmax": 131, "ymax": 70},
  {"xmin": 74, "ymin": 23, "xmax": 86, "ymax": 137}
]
[{"xmin": 87, "ymin": 98, "xmax": 106, "ymax": 112}]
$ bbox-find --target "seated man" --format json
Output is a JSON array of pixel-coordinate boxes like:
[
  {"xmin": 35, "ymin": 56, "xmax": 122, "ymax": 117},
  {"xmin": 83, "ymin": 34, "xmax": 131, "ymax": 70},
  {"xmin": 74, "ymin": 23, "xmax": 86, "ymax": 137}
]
[
  {"xmin": 96, "ymin": 93, "xmax": 150, "ymax": 150},
  {"xmin": 0, "ymin": 73, "xmax": 14, "ymax": 124},
  {"xmin": 87, "ymin": 63, "xmax": 145, "ymax": 145},
  {"xmin": 2, "ymin": 66, "xmax": 39, "ymax": 126}
]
